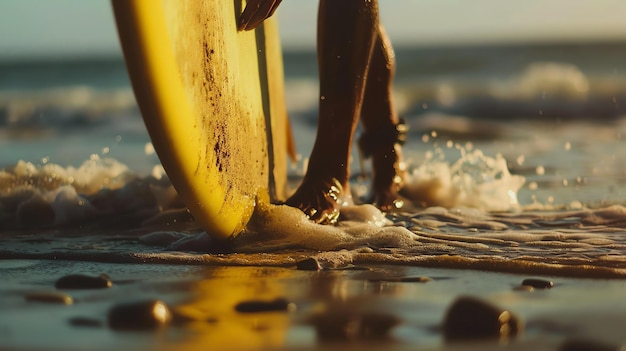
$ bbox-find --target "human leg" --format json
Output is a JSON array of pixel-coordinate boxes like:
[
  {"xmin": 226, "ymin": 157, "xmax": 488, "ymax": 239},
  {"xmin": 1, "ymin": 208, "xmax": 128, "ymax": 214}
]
[
  {"xmin": 285, "ymin": 0, "xmax": 379, "ymax": 223},
  {"xmin": 358, "ymin": 25, "xmax": 407, "ymax": 211}
]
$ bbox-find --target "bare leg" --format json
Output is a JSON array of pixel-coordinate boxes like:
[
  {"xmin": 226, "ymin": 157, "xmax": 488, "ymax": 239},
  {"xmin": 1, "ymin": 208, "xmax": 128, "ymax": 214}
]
[
  {"xmin": 285, "ymin": 0, "xmax": 378, "ymax": 223},
  {"xmin": 358, "ymin": 25, "xmax": 406, "ymax": 211}
]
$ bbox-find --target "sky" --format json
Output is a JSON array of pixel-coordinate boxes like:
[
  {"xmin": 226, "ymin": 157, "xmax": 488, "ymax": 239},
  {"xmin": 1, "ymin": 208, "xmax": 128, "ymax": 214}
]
[{"xmin": 1, "ymin": 0, "xmax": 626, "ymax": 59}]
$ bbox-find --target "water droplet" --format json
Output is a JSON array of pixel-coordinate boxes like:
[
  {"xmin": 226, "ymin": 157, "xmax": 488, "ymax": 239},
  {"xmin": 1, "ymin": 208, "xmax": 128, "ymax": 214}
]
[{"xmin": 145, "ymin": 142, "xmax": 155, "ymax": 155}]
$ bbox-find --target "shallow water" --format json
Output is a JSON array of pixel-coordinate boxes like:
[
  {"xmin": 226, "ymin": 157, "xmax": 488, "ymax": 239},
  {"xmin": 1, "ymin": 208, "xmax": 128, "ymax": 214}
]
[
  {"xmin": 0, "ymin": 44, "xmax": 626, "ymax": 276},
  {"xmin": 1, "ymin": 261, "xmax": 624, "ymax": 350},
  {"xmin": 2, "ymin": 125, "xmax": 626, "ymax": 277}
]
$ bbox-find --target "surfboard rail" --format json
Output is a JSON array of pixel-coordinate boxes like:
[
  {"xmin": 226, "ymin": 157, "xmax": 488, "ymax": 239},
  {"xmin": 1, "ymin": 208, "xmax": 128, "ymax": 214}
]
[{"xmin": 112, "ymin": 0, "xmax": 288, "ymax": 239}]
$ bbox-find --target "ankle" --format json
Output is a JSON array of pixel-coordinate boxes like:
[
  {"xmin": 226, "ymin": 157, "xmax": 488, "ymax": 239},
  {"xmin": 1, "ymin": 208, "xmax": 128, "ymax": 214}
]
[{"xmin": 358, "ymin": 118, "xmax": 408, "ymax": 159}]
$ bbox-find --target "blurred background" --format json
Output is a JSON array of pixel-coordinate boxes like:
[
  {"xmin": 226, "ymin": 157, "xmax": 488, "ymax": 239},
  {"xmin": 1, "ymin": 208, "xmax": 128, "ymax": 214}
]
[
  {"xmin": 2, "ymin": 0, "xmax": 626, "ymax": 58},
  {"xmin": 0, "ymin": 0, "xmax": 626, "ymax": 59}
]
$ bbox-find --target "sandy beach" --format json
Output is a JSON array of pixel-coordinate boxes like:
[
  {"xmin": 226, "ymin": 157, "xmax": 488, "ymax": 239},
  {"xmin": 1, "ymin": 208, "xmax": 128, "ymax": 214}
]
[{"xmin": 1, "ymin": 257, "xmax": 624, "ymax": 350}]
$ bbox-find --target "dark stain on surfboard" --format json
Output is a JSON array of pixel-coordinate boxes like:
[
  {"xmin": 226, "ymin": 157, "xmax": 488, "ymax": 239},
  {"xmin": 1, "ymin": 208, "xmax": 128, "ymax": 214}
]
[
  {"xmin": 201, "ymin": 41, "xmax": 216, "ymax": 94},
  {"xmin": 213, "ymin": 123, "xmax": 230, "ymax": 174},
  {"xmin": 177, "ymin": 1, "xmax": 271, "ymax": 214},
  {"xmin": 213, "ymin": 142, "xmax": 222, "ymax": 172},
  {"xmin": 199, "ymin": 35, "xmax": 231, "ymax": 178},
  {"xmin": 213, "ymin": 141, "xmax": 230, "ymax": 173}
]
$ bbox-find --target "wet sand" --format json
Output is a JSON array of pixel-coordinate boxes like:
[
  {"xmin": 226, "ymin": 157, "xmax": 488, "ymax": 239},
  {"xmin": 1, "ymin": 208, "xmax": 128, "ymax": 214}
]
[{"xmin": 1, "ymin": 259, "xmax": 624, "ymax": 350}]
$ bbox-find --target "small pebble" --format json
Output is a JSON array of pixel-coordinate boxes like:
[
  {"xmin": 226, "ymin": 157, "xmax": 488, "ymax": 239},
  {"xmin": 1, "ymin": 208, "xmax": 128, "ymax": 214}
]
[
  {"xmin": 108, "ymin": 300, "xmax": 171, "ymax": 331},
  {"xmin": 396, "ymin": 276, "xmax": 433, "ymax": 283},
  {"xmin": 560, "ymin": 338, "xmax": 624, "ymax": 351},
  {"xmin": 312, "ymin": 309, "xmax": 401, "ymax": 341},
  {"xmin": 443, "ymin": 296, "xmax": 522, "ymax": 341},
  {"xmin": 521, "ymin": 278, "xmax": 554, "ymax": 289},
  {"xmin": 235, "ymin": 298, "xmax": 296, "ymax": 313},
  {"xmin": 296, "ymin": 257, "xmax": 322, "ymax": 271},
  {"xmin": 55, "ymin": 274, "xmax": 112, "ymax": 289},
  {"xmin": 24, "ymin": 291, "xmax": 73, "ymax": 305},
  {"xmin": 390, "ymin": 277, "xmax": 433, "ymax": 283}
]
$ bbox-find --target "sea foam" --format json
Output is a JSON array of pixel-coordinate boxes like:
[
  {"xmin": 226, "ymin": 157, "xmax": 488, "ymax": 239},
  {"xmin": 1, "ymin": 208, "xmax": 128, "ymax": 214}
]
[
  {"xmin": 0, "ymin": 156, "xmax": 178, "ymax": 228},
  {"xmin": 398, "ymin": 147, "xmax": 525, "ymax": 212},
  {"xmin": 1, "ymin": 151, "xmax": 625, "ymax": 277}
]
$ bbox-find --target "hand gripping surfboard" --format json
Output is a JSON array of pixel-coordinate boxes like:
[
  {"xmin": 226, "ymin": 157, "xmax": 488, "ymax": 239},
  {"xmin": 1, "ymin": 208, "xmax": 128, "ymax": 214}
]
[{"xmin": 112, "ymin": 0, "xmax": 289, "ymax": 239}]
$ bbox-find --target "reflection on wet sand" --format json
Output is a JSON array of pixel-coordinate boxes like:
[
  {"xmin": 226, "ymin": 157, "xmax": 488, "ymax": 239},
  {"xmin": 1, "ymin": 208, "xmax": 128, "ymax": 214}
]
[
  {"xmin": 173, "ymin": 267, "xmax": 292, "ymax": 350},
  {"xmin": 145, "ymin": 265, "xmax": 625, "ymax": 350},
  {"xmin": 173, "ymin": 266, "xmax": 410, "ymax": 349},
  {"xmin": 1, "ymin": 261, "xmax": 625, "ymax": 350}
]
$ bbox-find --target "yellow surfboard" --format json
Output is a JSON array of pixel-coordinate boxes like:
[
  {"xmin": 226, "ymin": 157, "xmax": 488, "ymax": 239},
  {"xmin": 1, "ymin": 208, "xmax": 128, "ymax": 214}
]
[{"xmin": 112, "ymin": 0, "xmax": 289, "ymax": 239}]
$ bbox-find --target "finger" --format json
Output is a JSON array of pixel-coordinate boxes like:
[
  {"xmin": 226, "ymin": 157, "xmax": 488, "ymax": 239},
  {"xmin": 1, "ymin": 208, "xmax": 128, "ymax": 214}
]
[
  {"xmin": 238, "ymin": 0, "xmax": 282, "ymax": 31},
  {"xmin": 239, "ymin": 0, "xmax": 281, "ymax": 31}
]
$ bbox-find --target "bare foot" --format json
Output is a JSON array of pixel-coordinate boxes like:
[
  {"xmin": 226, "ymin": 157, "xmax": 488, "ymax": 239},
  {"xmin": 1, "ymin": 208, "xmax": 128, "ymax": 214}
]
[
  {"xmin": 285, "ymin": 177, "xmax": 346, "ymax": 224},
  {"xmin": 359, "ymin": 120, "xmax": 408, "ymax": 212},
  {"xmin": 370, "ymin": 143, "xmax": 406, "ymax": 211}
]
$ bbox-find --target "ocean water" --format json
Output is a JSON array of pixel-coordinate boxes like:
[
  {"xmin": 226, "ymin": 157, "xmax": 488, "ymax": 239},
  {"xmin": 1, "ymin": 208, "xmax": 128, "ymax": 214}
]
[{"xmin": 2, "ymin": 42, "xmax": 626, "ymax": 278}]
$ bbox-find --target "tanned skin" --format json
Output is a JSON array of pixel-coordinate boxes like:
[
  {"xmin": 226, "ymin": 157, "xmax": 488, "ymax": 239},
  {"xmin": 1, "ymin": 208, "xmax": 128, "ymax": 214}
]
[{"xmin": 240, "ymin": 0, "xmax": 405, "ymax": 223}]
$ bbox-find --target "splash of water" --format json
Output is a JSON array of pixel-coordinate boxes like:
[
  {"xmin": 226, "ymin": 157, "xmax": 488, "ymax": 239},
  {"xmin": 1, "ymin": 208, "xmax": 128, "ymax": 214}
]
[
  {"xmin": 401, "ymin": 147, "xmax": 525, "ymax": 212},
  {"xmin": 0, "ymin": 156, "xmax": 178, "ymax": 228},
  {"xmin": 1, "ymin": 152, "xmax": 625, "ymax": 277}
]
